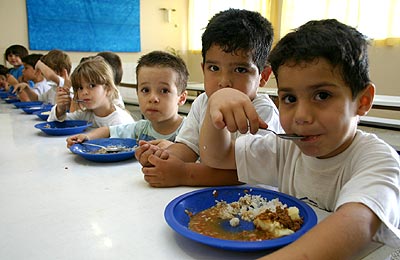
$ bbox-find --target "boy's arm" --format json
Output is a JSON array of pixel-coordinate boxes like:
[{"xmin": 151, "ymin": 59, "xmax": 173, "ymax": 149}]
[
  {"xmin": 142, "ymin": 155, "xmax": 242, "ymax": 187},
  {"xmin": 261, "ymin": 202, "xmax": 381, "ymax": 260},
  {"xmin": 35, "ymin": 60, "xmax": 61, "ymax": 85},
  {"xmin": 199, "ymin": 88, "xmax": 267, "ymax": 169},
  {"xmin": 66, "ymin": 127, "xmax": 111, "ymax": 147}
]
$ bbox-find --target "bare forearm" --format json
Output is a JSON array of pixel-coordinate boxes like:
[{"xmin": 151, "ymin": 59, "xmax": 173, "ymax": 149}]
[
  {"xmin": 199, "ymin": 106, "xmax": 235, "ymax": 169},
  {"xmin": 86, "ymin": 127, "xmax": 110, "ymax": 140},
  {"xmin": 36, "ymin": 60, "xmax": 60, "ymax": 84},
  {"xmin": 183, "ymin": 162, "xmax": 242, "ymax": 186}
]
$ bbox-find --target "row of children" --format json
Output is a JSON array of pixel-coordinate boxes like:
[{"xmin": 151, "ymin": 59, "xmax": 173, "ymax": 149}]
[
  {"xmin": 2, "ymin": 8, "xmax": 399, "ymax": 259},
  {"xmin": 131, "ymin": 8, "xmax": 399, "ymax": 260}
]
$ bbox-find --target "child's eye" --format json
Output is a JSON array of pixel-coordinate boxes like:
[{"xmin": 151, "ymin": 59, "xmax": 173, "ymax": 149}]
[
  {"xmin": 139, "ymin": 87, "xmax": 149, "ymax": 93},
  {"xmin": 161, "ymin": 88, "xmax": 170, "ymax": 94},
  {"xmin": 208, "ymin": 65, "xmax": 219, "ymax": 72},
  {"xmin": 89, "ymin": 83, "xmax": 96, "ymax": 88},
  {"xmin": 77, "ymin": 86, "xmax": 84, "ymax": 91},
  {"xmin": 234, "ymin": 67, "xmax": 248, "ymax": 73},
  {"xmin": 315, "ymin": 92, "xmax": 331, "ymax": 101},
  {"xmin": 282, "ymin": 95, "xmax": 297, "ymax": 104}
]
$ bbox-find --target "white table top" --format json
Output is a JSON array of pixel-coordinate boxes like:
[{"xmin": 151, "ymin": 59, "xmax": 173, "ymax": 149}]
[{"xmin": 0, "ymin": 101, "xmax": 394, "ymax": 260}]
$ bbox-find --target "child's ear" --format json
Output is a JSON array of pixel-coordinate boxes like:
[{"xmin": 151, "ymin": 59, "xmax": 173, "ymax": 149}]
[
  {"xmin": 357, "ymin": 83, "xmax": 375, "ymax": 116},
  {"xmin": 259, "ymin": 66, "xmax": 272, "ymax": 87},
  {"xmin": 177, "ymin": 90, "xmax": 187, "ymax": 106}
]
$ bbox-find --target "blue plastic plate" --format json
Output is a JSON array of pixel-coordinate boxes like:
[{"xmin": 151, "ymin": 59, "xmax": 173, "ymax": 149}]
[
  {"xmin": 4, "ymin": 97, "xmax": 20, "ymax": 103},
  {"xmin": 33, "ymin": 110, "xmax": 51, "ymax": 121},
  {"xmin": 164, "ymin": 186, "xmax": 318, "ymax": 252},
  {"xmin": 34, "ymin": 120, "xmax": 92, "ymax": 136},
  {"xmin": 14, "ymin": 101, "xmax": 43, "ymax": 108},
  {"xmin": 69, "ymin": 138, "xmax": 137, "ymax": 162}
]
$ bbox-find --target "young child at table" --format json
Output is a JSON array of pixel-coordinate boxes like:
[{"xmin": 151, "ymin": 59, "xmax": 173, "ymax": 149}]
[
  {"xmin": 34, "ymin": 49, "xmax": 72, "ymax": 105},
  {"xmin": 65, "ymin": 50, "xmax": 188, "ymax": 148},
  {"xmin": 47, "ymin": 56, "xmax": 134, "ymax": 127},
  {"xmin": 96, "ymin": 51, "xmax": 125, "ymax": 109},
  {"xmin": 199, "ymin": 19, "xmax": 400, "ymax": 259},
  {"xmin": 13, "ymin": 50, "xmax": 72, "ymax": 105},
  {"xmin": 4, "ymin": 44, "xmax": 29, "ymax": 83},
  {"xmin": 0, "ymin": 65, "xmax": 10, "ymax": 91},
  {"xmin": 135, "ymin": 9, "xmax": 281, "ymax": 187},
  {"xmin": 13, "ymin": 54, "xmax": 51, "ymax": 101}
]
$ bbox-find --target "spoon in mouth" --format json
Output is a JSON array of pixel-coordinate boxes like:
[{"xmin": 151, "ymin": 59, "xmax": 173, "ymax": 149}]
[{"xmin": 265, "ymin": 129, "xmax": 305, "ymax": 140}]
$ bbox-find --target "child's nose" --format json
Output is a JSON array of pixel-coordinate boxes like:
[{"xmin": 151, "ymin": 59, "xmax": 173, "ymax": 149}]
[
  {"xmin": 149, "ymin": 92, "xmax": 160, "ymax": 103},
  {"xmin": 218, "ymin": 73, "xmax": 232, "ymax": 88},
  {"xmin": 294, "ymin": 102, "xmax": 313, "ymax": 125}
]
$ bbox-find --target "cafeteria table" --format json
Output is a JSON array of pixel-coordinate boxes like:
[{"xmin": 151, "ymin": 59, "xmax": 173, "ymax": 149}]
[{"xmin": 0, "ymin": 101, "xmax": 396, "ymax": 260}]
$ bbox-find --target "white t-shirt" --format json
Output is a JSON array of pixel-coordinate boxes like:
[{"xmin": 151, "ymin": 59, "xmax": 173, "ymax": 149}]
[
  {"xmin": 32, "ymin": 79, "xmax": 51, "ymax": 96},
  {"xmin": 175, "ymin": 92, "xmax": 282, "ymax": 156},
  {"xmin": 109, "ymin": 118, "xmax": 185, "ymax": 142},
  {"xmin": 48, "ymin": 104, "xmax": 134, "ymax": 128},
  {"xmin": 235, "ymin": 129, "xmax": 400, "ymax": 247}
]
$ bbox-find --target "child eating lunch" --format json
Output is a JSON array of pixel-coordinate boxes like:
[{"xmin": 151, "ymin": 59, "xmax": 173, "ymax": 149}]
[
  {"xmin": 199, "ymin": 19, "xmax": 400, "ymax": 259},
  {"xmin": 48, "ymin": 56, "xmax": 134, "ymax": 127}
]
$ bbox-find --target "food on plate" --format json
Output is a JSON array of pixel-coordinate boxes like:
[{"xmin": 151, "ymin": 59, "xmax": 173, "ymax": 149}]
[
  {"xmin": 188, "ymin": 192, "xmax": 303, "ymax": 241},
  {"xmin": 89, "ymin": 146, "xmax": 134, "ymax": 154}
]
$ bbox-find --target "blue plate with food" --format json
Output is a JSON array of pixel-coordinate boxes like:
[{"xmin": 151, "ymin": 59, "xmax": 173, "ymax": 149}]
[
  {"xmin": 34, "ymin": 120, "xmax": 92, "ymax": 136},
  {"xmin": 33, "ymin": 110, "xmax": 51, "ymax": 120},
  {"xmin": 14, "ymin": 101, "xmax": 43, "ymax": 108},
  {"xmin": 69, "ymin": 138, "xmax": 137, "ymax": 162},
  {"xmin": 164, "ymin": 186, "xmax": 318, "ymax": 252}
]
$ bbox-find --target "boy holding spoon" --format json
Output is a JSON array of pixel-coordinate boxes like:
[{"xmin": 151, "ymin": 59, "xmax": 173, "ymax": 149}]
[{"xmin": 199, "ymin": 19, "xmax": 400, "ymax": 259}]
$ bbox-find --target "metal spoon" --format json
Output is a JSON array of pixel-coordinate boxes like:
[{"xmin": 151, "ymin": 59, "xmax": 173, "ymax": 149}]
[
  {"xmin": 265, "ymin": 129, "xmax": 305, "ymax": 140},
  {"xmin": 80, "ymin": 142, "xmax": 128, "ymax": 153}
]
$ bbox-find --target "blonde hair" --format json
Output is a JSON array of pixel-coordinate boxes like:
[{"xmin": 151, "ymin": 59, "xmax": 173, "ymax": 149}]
[{"xmin": 71, "ymin": 56, "xmax": 120, "ymax": 107}]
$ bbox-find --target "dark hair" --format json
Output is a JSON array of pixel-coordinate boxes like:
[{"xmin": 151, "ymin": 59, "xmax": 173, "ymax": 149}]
[
  {"xmin": 41, "ymin": 49, "xmax": 72, "ymax": 75},
  {"xmin": 268, "ymin": 19, "xmax": 370, "ymax": 98},
  {"xmin": 4, "ymin": 45, "xmax": 29, "ymax": 61},
  {"xmin": 201, "ymin": 8, "xmax": 274, "ymax": 73},
  {"xmin": 0, "ymin": 65, "xmax": 8, "ymax": 76},
  {"xmin": 136, "ymin": 51, "xmax": 189, "ymax": 93},
  {"xmin": 22, "ymin": 54, "xmax": 43, "ymax": 68},
  {"xmin": 97, "ymin": 52, "xmax": 123, "ymax": 85}
]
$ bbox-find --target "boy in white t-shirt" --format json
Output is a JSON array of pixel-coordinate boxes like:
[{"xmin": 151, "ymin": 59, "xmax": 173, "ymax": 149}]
[
  {"xmin": 135, "ymin": 9, "xmax": 281, "ymax": 187},
  {"xmin": 13, "ymin": 54, "xmax": 51, "ymax": 101},
  {"xmin": 199, "ymin": 19, "xmax": 400, "ymax": 259}
]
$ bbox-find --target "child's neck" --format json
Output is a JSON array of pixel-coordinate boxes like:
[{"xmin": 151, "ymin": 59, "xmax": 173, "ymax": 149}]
[
  {"xmin": 33, "ymin": 74, "xmax": 45, "ymax": 83},
  {"xmin": 151, "ymin": 114, "xmax": 183, "ymax": 135},
  {"xmin": 92, "ymin": 102, "xmax": 116, "ymax": 117}
]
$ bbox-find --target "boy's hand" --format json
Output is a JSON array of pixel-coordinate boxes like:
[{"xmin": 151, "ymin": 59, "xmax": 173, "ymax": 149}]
[
  {"xmin": 66, "ymin": 134, "xmax": 88, "ymax": 148},
  {"xmin": 148, "ymin": 139, "xmax": 174, "ymax": 149},
  {"xmin": 208, "ymin": 88, "xmax": 267, "ymax": 134},
  {"xmin": 12, "ymin": 82, "xmax": 29, "ymax": 94},
  {"xmin": 135, "ymin": 140, "xmax": 161, "ymax": 167},
  {"xmin": 142, "ymin": 152, "xmax": 185, "ymax": 187}
]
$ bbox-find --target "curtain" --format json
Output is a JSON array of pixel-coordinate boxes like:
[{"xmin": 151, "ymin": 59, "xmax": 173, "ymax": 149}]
[{"xmin": 188, "ymin": 0, "xmax": 400, "ymax": 51}]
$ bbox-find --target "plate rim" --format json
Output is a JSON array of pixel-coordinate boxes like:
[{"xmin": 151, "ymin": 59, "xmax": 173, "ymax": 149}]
[
  {"xmin": 69, "ymin": 138, "xmax": 137, "ymax": 162},
  {"xmin": 164, "ymin": 186, "xmax": 318, "ymax": 251}
]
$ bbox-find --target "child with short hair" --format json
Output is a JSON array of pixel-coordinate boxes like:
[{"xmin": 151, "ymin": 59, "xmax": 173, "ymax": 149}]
[
  {"xmin": 66, "ymin": 51, "xmax": 188, "ymax": 147},
  {"xmin": 4, "ymin": 44, "xmax": 29, "ymax": 83},
  {"xmin": 199, "ymin": 19, "xmax": 400, "ymax": 259},
  {"xmin": 13, "ymin": 50, "xmax": 72, "ymax": 104},
  {"xmin": 135, "ymin": 9, "xmax": 281, "ymax": 187},
  {"xmin": 0, "ymin": 65, "xmax": 10, "ymax": 91},
  {"xmin": 13, "ymin": 54, "xmax": 51, "ymax": 101},
  {"xmin": 48, "ymin": 56, "xmax": 134, "ymax": 127}
]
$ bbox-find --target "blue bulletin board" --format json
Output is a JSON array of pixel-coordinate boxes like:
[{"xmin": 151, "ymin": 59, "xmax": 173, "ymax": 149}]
[{"xmin": 26, "ymin": 0, "xmax": 141, "ymax": 52}]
